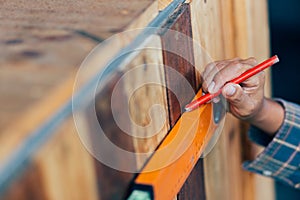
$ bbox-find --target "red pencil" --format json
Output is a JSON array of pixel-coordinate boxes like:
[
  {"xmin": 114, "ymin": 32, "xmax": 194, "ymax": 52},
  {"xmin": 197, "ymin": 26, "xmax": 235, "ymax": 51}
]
[{"xmin": 185, "ymin": 55, "xmax": 280, "ymax": 112}]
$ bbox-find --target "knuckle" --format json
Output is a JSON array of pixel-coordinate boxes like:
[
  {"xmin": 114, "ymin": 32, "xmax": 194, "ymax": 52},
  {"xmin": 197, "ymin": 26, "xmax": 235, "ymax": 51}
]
[
  {"xmin": 260, "ymin": 71, "xmax": 266, "ymax": 81},
  {"xmin": 246, "ymin": 57, "xmax": 257, "ymax": 64},
  {"xmin": 202, "ymin": 81, "xmax": 208, "ymax": 91},
  {"xmin": 230, "ymin": 61, "xmax": 243, "ymax": 71},
  {"xmin": 213, "ymin": 73, "xmax": 224, "ymax": 86}
]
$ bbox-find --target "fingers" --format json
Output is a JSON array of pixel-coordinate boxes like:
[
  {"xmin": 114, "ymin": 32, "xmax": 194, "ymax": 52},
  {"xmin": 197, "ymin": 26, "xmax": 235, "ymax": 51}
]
[
  {"xmin": 202, "ymin": 58, "xmax": 240, "ymax": 90},
  {"xmin": 222, "ymin": 83, "xmax": 254, "ymax": 117},
  {"xmin": 202, "ymin": 57, "xmax": 258, "ymax": 94}
]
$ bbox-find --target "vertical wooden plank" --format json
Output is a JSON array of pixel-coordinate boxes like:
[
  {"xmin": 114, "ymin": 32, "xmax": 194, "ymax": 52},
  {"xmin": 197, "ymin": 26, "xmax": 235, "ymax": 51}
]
[
  {"xmin": 34, "ymin": 119, "xmax": 99, "ymax": 200},
  {"xmin": 2, "ymin": 118, "xmax": 100, "ymax": 200},
  {"xmin": 232, "ymin": 0, "xmax": 274, "ymax": 200},
  {"xmin": 161, "ymin": 4, "xmax": 197, "ymax": 125},
  {"xmin": 159, "ymin": 4, "xmax": 206, "ymax": 200},
  {"xmin": 122, "ymin": 35, "xmax": 170, "ymax": 168},
  {"xmin": 190, "ymin": 1, "xmax": 233, "ymax": 200},
  {"xmin": 83, "ymin": 35, "xmax": 170, "ymax": 199},
  {"xmin": 92, "ymin": 73, "xmax": 136, "ymax": 200},
  {"xmin": 176, "ymin": 161, "xmax": 206, "ymax": 199},
  {"xmin": 189, "ymin": 0, "xmax": 225, "ymax": 88},
  {"xmin": 189, "ymin": 0, "xmax": 262, "ymax": 200},
  {"xmin": 2, "ymin": 164, "xmax": 47, "ymax": 200}
]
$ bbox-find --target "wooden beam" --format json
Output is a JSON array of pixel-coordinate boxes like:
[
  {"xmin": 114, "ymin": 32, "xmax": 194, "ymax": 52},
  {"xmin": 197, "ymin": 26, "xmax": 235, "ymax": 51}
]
[{"xmin": 159, "ymin": 4, "xmax": 206, "ymax": 199}]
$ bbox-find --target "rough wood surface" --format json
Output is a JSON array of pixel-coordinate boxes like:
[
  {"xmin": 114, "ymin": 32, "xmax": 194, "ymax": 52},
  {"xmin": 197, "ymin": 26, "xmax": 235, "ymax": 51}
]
[
  {"xmin": 161, "ymin": 4, "xmax": 197, "ymax": 126},
  {"xmin": 159, "ymin": 4, "xmax": 206, "ymax": 199},
  {"xmin": 0, "ymin": 0, "xmax": 274, "ymax": 199},
  {"xmin": 34, "ymin": 118, "xmax": 99, "ymax": 200},
  {"xmin": 190, "ymin": 1, "xmax": 241, "ymax": 199},
  {"xmin": 93, "ymin": 73, "xmax": 136, "ymax": 200},
  {"xmin": 233, "ymin": 0, "xmax": 274, "ymax": 199},
  {"xmin": 0, "ymin": 0, "xmax": 154, "ymax": 40},
  {"xmin": 0, "ymin": 1, "xmax": 160, "ymax": 199},
  {"xmin": 190, "ymin": 0, "xmax": 273, "ymax": 200},
  {"xmin": 123, "ymin": 36, "xmax": 170, "ymax": 168}
]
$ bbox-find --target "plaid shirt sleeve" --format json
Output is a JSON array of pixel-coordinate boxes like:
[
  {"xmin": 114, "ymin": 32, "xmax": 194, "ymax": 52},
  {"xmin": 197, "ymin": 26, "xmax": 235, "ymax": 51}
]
[{"xmin": 243, "ymin": 99, "xmax": 300, "ymax": 189}]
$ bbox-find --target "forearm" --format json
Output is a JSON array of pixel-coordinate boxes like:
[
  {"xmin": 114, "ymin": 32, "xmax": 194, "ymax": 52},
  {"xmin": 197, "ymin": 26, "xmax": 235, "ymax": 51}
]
[{"xmin": 248, "ymin": 98, "xmax": 285, "ymax": 136}]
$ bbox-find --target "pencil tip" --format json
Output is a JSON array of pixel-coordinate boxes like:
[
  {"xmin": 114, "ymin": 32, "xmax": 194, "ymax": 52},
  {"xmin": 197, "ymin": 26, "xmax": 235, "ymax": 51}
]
[{"xmin": 184, "ymin": 106, "xmax": 192, "ymax": 112}]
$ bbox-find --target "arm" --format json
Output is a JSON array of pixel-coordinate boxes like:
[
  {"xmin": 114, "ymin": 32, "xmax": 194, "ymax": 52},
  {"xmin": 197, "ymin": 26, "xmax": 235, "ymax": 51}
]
[
  {"xmin": 201, "ymin": 57, "xmax": 284, "ymax": 135},
  {"xmin": 202, "ymin": 58, "xmax": 300, "ymax": 189}
]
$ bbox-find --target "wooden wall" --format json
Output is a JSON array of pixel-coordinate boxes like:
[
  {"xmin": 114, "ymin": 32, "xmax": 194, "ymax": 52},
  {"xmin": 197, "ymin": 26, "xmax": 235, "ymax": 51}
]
[{"xmin": 0, "ymin": 0, "xmax": 274, "ymax": 199}]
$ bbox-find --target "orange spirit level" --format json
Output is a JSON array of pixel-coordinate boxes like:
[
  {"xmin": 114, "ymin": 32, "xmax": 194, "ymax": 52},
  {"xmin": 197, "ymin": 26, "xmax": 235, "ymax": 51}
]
[{"xmin": 127, "ymin": 89, "xmax": 221, "ymax": 200}]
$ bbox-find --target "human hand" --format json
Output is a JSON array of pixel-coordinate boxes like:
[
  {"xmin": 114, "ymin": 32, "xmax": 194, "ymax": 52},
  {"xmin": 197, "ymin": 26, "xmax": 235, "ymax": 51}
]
[{"xmin": 201, "ymin": 57, "xmax": 265, "ymax": 121}]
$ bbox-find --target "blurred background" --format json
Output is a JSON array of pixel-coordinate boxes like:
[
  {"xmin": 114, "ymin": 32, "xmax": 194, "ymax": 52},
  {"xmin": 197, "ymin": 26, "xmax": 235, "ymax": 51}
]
[{"xmin": 268, "ymin": 0, "xmax": 300, "ymax": 199}]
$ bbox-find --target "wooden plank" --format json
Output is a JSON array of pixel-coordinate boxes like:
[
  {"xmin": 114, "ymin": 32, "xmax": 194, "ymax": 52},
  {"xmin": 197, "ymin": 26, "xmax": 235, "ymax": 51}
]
[
  {"xmin": 33, "ymin": 118, "xmax": 99, "ymax": 200},
  {"xmin": 199, "ymin": 0, "xmax": 245, "ymax": 199},
  {"xmin": 0, "ymin": 34, "xmax": 95, "ymax": 132},
  {"xmin": 93, "ymin": 72, "xmax": 136, "ymax": 200},
  {"xmin": 2, "ymin": 117, "xmax": 99, "ymax": 200},
  {"xmin": 233, "ymin": 1, "xmax": 274, "ymax": 199},
  {"xmin": 176, "ymin": 161, "xmax": 206, "ymax": 199},
  {"xmin": 189, "ymin": 0, "xmax": 273, "ymax": 199},
  {"xmin": 0, "ymin": 0, "xmax": 159, "ymax": 132},
  {"xmin": 159, "ymin": 4, "xmax": 206, "ymax": 200},
  {"xmin": 0, "ymin": 76, "xmax": 76, "ymax": 163},
  {"xmin": 0, "ymin": 0, "xmax": 154, "ymax": 39},
  {"xmin": 0, "ymin": 1, "xmax": 162, "ymax": 199},
  {"xmin": 78, "ymin": 35, "xmax": 170, "ymax": 199},
  {"xmin": 190, "ymin": 1, "xmax": 230, "ymax": 199},
  {"xmin": 161, "ymin": 4, "xmax": 197, "ymax": 126},
  {"xmin": 122, "ymin": 35, "xmax": 170, "ymax": 168},
  {"xmin": 2, "ymin": 163, "xmax": 47, "ymax": 200}
]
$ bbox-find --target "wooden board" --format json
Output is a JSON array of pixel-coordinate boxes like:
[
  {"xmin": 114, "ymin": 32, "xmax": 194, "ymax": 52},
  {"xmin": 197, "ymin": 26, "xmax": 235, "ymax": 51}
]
[
  {"xmin": 122, "ymin": 36, "xmax": 170, "ymax": 168},
  {"xmin": 158, "ymin": 4, "xmax": 206, "ymax": 199},
  {"xmin": 0, "ymin": 0, "xmax": 159, "ymax": 131},
  {"xmin": 0, "ymin": 0, "xmax": 274, "ymax": 199},
  {"xmin": 0, "ymin": 1, "xmax": 161, "ymax": 199},
  {"xmin": 189, "ymin": 0, "xmax": 274, "ymax": 200}
]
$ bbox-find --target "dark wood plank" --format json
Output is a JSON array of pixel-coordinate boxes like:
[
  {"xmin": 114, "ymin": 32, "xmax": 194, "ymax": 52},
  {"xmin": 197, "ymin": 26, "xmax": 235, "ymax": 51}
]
[
  {"xmin": 177, "ymin": 161, "xmax": 206, "ymax": 200},
  {"xmin": 160, "ymin": 4, "xmax": 197, "ymax": 126},
  {"xmin": 91, "ymin": 72, "xmax": 136, "ymax": 200},
  {"xmin": 90, "ymin": 37, "xmax": 170, "ymax": 199},
  {"xmin": 2, "ymin": 163, "xmax": 46, "ymax": 200},
  {"xmin": 159, "ymin": 4, "xmax": 206, "ymax": 200}
]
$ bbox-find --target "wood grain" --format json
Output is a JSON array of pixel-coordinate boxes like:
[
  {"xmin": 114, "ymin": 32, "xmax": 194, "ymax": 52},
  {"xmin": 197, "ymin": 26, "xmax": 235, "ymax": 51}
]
[
  {"xmin": 0, "ymin": 0, "xmax": 154, "ymax": 39},
  {"xmin": 0, "ymin": 0, "xmax": 274, "ymax": 199},
  {"xmin": 233, "ymin": 0, "xmax": 274, "ymax": 199},
  {"xmin": 122, "ymin": 35, "xmax": 170, "ymax": 169},
  {"xmin": 189, "ymin": 0, "xmax": 273, "ymax": 200},
  {"xmin": 159, "ymin": 4, "xmax": 206, "ymax": 200},
  {"xmin": 0, "ymin": 1, "xmax": 161, "ymax": 199},
  {"xmin": 92, "ymin": 72, "xmax": 136, "ymax": 200},
  {"xmin": 34, "ymin": 118, "xmax": 99, "ymax": 200},
  {"xmin": 2, "ymin": 163, "xmax": 46, "ymax": 200},
  {"xmin": 160, "ymin": 4, "xmax": 197, "ymax": 126}
]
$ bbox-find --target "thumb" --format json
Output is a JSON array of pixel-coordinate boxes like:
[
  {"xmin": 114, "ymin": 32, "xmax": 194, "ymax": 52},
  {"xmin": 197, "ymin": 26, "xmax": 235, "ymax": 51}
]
[{"xmin": 222, "ymin": 83, "xmax": 249, "ymax": 109}]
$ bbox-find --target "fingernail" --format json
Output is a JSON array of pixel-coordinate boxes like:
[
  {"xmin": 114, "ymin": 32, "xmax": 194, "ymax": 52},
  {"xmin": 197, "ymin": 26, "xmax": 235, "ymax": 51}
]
[
  {"xmin": 224, "ymin": 84, "xmax": 236, "ymax": 96},
  {"xmin": 208, "ymin": 81, "xmax": 215, "ymax": 93}
]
